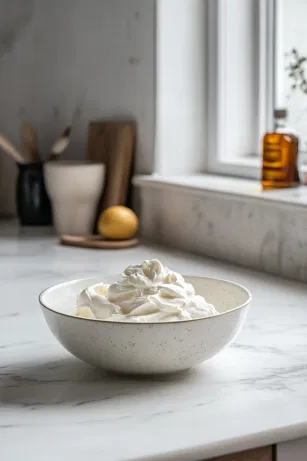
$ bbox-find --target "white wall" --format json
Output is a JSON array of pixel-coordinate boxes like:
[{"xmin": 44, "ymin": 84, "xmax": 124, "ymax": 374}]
[
  {"xmin": 0, "ymin": 0, "xmax": 155, "ymax": 215},
  {"xmin": 154, "ymin": 0, "xmax": 207, "ymax": 175}
]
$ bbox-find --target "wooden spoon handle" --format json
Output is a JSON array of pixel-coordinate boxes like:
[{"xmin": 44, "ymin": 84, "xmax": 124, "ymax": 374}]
[
  {"xmin": 0, "ymin": 135, "xmax": 25, "ymax": 164},
  {"xmin": 20, "ymin": 122, "xmax": 40, "ymax": 162}
]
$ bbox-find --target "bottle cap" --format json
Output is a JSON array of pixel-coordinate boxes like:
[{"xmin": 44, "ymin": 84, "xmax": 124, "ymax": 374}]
[{"xmin": 274, "ymin": 108, "xmax": 287, "ymax": 119}]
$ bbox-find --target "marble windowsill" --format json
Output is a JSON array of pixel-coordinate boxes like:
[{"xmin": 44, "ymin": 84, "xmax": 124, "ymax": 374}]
[
  {"xmin": 134, "ymin": 174, "xmax": 307, "ymax": 282},
  {"xmin": 134, "ymin": 174, "xmax": 307, "ymax": 209}
]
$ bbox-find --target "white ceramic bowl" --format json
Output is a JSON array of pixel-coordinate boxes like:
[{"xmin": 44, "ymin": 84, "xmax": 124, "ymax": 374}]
[{"xmin": 39, "ymin": 276, "xmax": 251, "ymax": 374}]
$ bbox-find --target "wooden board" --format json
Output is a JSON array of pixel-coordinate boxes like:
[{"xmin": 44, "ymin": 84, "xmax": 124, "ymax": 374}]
[
  {"xmin": 59, "ymin": 234, "xmax": 139, "ymax": 249},
  {"xmin": 87, "ymin": 121, "xmax": 111, "ymax": 165},
  {"xmin": 208, "ymin": 446, "xmax": 273, "ymax": 461},
  {"xmin": 87, "ymin": 121, "xmax": 135, "ymax": 212}
]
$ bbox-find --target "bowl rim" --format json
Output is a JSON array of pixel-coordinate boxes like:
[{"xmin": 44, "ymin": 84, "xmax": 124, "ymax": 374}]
[{"xmin": 39, "ymin": 275, "xmax": 252, "ymax": 325}]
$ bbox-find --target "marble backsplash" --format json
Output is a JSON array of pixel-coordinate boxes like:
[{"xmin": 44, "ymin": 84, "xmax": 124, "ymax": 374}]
[{"xmin": 139, "ymin": 186, "xmax": 307, "ymax": 282}]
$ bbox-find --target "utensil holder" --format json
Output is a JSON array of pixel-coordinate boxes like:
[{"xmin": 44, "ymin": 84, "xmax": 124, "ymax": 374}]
[
  {"xmin": 44, "ymin": 162, "xmax": 105, "ymax": 235},
  {"xmin": 16, "ymin": 163, "xmax": 52, "ymax": 226}
]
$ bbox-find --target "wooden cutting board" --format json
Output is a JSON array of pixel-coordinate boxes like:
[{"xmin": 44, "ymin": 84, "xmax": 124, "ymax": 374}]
[
  {"xmin": 59, "ymin": 234, "xmax": 139, "ymax": 249},
  {"xmin": 87, "ymin": 121, "xmax": 135, "ymax": 212}
]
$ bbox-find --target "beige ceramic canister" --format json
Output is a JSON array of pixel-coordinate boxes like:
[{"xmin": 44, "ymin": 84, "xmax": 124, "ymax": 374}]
[{"xmin": 44, "ymin": 161, "xmax": 105, "ymax": 235}]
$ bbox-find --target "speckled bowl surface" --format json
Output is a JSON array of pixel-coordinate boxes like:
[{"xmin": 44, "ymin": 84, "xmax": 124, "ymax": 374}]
[{"xmin": 39, "ymin": 276, "xmax": 251, "ymax": 374}]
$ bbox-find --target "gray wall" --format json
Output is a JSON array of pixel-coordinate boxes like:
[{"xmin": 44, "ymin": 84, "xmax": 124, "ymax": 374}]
[{"xmin": 0, "ymin": 0, "xmax": 155, "ymax": 215}]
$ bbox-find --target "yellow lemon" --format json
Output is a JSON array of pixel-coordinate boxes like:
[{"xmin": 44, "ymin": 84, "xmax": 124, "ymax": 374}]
[{"xmin": 98, "ymin": 206, "xmax": 138, "ymax": 240}]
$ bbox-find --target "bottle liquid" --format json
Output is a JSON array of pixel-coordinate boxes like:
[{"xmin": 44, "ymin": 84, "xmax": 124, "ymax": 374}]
[{"xmin": 262, "ymin": 108, "xmax": 300, "ymax": 190}]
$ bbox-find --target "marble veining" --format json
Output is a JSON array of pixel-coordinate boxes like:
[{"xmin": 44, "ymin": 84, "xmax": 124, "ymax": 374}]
[{"xmin": 1, "ymin": 222, "xmax": 307, "ymax": 461}]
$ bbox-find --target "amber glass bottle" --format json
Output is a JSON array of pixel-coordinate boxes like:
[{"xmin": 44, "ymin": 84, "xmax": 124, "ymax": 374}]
[{"xmin": 262, "ymin": 109, "xmax": 299, "ymax": 190}]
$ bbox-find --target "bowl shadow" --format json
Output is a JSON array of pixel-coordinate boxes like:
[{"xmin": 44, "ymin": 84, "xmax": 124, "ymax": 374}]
[{"xmin": 1, "ymin": 356, "xmax": 199, "ymax": 408}]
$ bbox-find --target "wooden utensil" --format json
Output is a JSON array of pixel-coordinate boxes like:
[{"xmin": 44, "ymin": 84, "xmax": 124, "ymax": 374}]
[
  {"xmin": 87, "ymin": 121, "xmax": 135, "ymax": 211},
  {"xmin": 48, "ymin": 126, "xmax": 71, "ymax": 161},
  {"xmin": 20, "ymin": 122, "xmax": 40, "ymax": 163},
  {"xmin": 59, "ymin": 234, "xmax": 139, "ymax": 249},
  {"xmin": 0, "ymin": 135, "xmax": 25, "ymax": 164}
]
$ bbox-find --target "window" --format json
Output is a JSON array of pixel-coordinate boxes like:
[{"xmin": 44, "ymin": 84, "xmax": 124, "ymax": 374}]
[
  {"xmin": 207, "ymin": 0, "xmax": 275, "ymax": 179},
  {"xmin": 154, "ymin": 0, "xmax": 307, "ymax": 180},
  {"xmin": 276, "ymin": 0, "xmax": 307, "ymax": 160}
]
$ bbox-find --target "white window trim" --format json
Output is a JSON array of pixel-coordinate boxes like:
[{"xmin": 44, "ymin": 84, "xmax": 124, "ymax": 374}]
[{"xmin": 206, "ymin": 0, "xmax": 276, "ymax": 179}]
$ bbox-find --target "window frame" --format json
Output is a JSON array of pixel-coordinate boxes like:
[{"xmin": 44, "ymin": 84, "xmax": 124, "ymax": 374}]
[{"xmin": 206, "ymin": 0, "xmax": 276, "ymax": 179}]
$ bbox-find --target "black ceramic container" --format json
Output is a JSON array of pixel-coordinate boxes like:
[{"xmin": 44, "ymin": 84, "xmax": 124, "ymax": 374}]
[{"xmin": 16, "ymin": 163, "xmax": 52, "ymax": 226}]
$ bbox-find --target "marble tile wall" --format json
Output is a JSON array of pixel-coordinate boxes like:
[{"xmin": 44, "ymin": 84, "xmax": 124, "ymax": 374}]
[{"xmin": 139, "ymin": 186, "xmax": 307, "ymax": 282}]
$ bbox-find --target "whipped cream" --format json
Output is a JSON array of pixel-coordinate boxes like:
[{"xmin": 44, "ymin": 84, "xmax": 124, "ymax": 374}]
[{"xmin": 75, "ymin": 259, "xmax": 218, "ymax": 323}]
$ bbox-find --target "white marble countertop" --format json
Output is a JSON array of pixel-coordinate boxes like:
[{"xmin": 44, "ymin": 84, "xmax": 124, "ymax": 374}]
[{"xmin": 1, "ymin": 221, "xmax": 307, "ymax": 461}]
